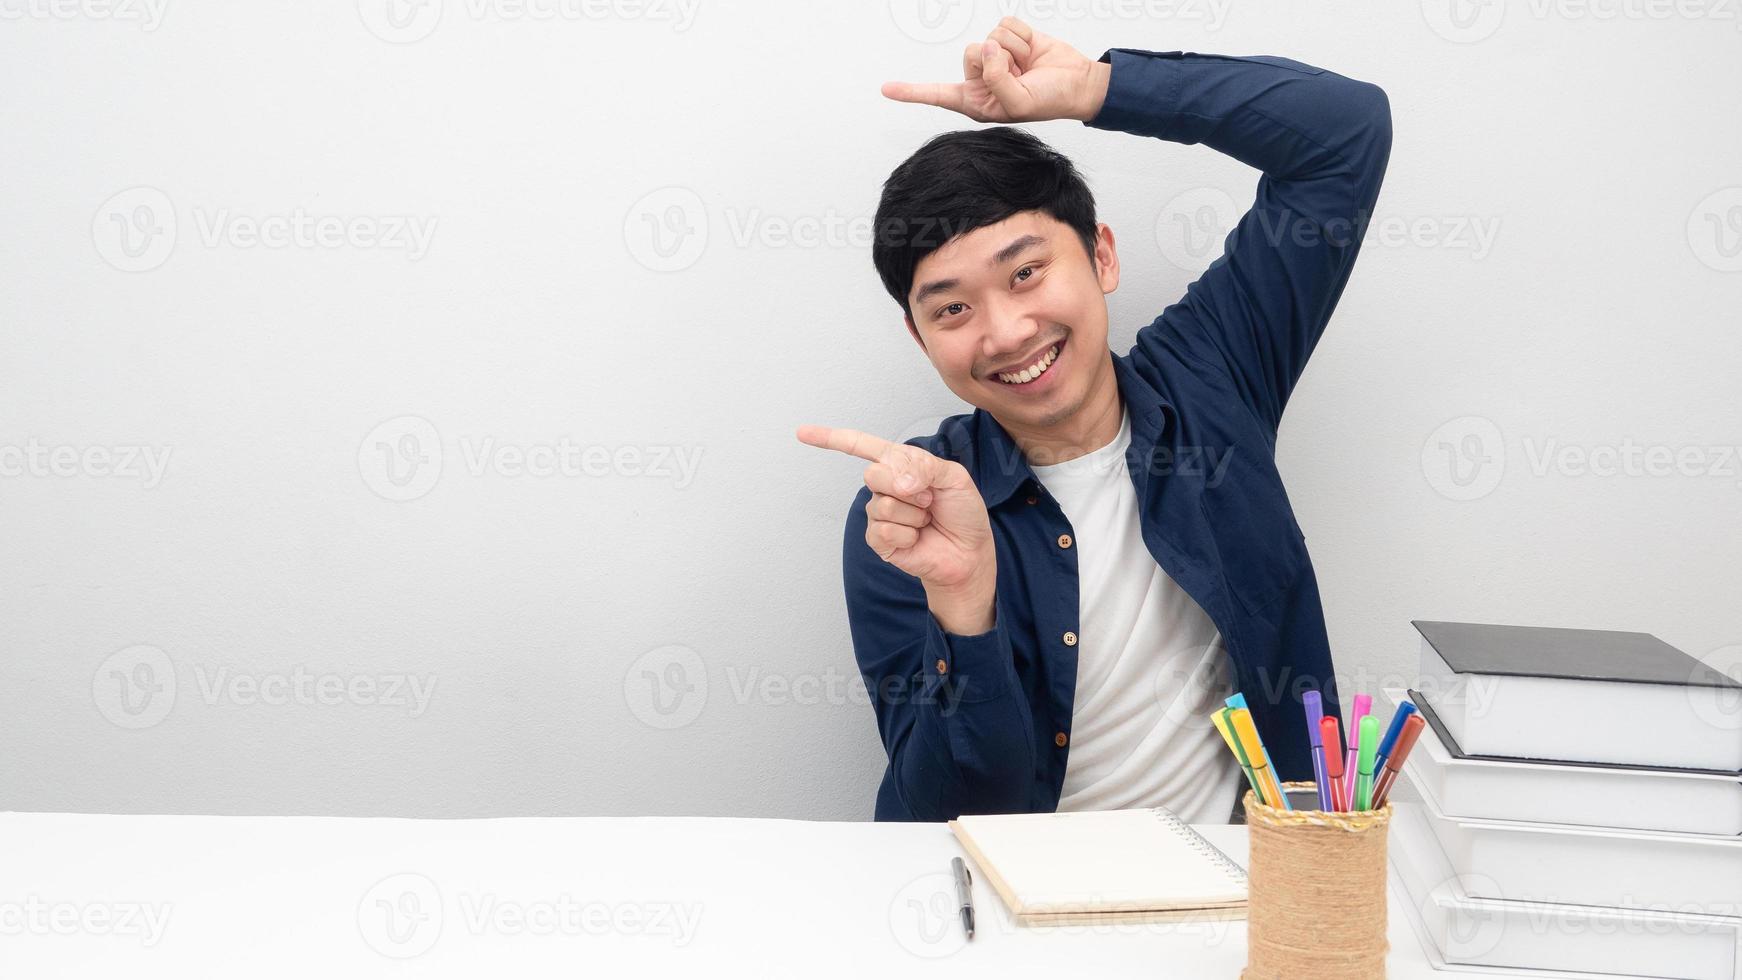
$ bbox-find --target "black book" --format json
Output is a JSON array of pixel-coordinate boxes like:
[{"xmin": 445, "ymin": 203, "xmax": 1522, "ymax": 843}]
[{"xmin": 1412, "ymin": 620, "xmax": 1742, "ymax": 772}]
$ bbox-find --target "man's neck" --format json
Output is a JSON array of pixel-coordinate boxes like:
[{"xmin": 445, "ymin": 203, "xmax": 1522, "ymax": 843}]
[{"xmin": 998, "ymin": 349, "xmax": 1125, "ymax": 467}]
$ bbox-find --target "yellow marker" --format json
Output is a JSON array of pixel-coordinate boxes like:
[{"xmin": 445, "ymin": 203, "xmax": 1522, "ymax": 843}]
[
  {"xmin": 1212, "ymin": 709, "xmax": 1265, "ymax": 804},
  {"xmin": 1232, "ymin": 709, "xmax": 1286, "ymax": 809}
]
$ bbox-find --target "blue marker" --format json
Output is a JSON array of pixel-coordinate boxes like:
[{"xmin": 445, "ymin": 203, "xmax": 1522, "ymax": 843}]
[
  {"xmin": 1372, "ymin": 701, "xmax": 1420, "ymax": 774},
  {"xmin": 1226, "ymin": 693, "xmax": 1291, "ymax": 810}
]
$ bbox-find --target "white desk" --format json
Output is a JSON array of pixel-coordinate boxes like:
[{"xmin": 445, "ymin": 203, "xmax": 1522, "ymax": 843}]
[{"xmin": 0, "ymin": 812, "xmax": 1581, "ymax": 977}]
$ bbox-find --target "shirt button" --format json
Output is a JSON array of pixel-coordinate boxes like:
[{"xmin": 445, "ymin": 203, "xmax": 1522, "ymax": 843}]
[
  {"xmin": 1057, "ymin": 533, "xmax": 1073, "ymax": 549},
  {"xmin": 934, "ymin": 659, "xmax": 948, "ymax": 675},
  {"xmin": 1054, "ymin": 732, "xmax": 1068, "ymax": 747},
  {"xmin": 1025, "ymin": 495, "xmax": 1038, "ymax": 506},
  {"xmin": 1062, "ymin": 631, "xmax": 1078, "ymax": 647}
]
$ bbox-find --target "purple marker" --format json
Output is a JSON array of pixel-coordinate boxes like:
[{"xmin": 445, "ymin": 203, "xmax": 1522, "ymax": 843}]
[
  {"xmin": 1303, "ymin": 690, "xmax": 1331, "ymax": 810},
  {"xmin": 1344, "ymin": 693, "xmax": 1372, "ymax": 803}
]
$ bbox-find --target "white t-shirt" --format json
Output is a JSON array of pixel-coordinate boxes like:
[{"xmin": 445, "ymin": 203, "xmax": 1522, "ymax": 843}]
[{"xmin": 1030, "ymin": 407, "xmax": 1243, "ymax": 824}]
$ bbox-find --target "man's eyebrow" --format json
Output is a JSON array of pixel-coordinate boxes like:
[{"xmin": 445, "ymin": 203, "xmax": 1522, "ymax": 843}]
[
  {"xmin": 910, "ymin": 235, "xmax": 1051, "ymax": 309},
  {"xmin": 911, "ymin": 277, "xmax": 960, "ymax": 309},
  {"xmin": 991, "ymin": 234, "xmax": 1048, "ymax": 267}
]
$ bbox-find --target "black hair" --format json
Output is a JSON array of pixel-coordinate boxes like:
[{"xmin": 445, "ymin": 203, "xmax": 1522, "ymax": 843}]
[{"xmin": 872, "ymin": 126, "xmax": 1099, "ymax": 317}]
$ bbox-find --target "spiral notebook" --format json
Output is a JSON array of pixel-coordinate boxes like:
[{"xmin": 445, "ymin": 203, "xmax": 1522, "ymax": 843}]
[{"xmin": 948, "ymin": 807, "xmax": 1249, "ymax": 926}]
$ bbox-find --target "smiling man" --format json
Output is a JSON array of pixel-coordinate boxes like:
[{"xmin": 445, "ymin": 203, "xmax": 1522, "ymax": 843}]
[{"xmin": 798, "ymin": 19, "xmax": 1391, "ymax": 822}]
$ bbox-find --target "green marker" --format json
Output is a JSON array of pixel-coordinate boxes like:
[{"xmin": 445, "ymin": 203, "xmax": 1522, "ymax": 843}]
[{"xmin": 1353, "ymin": 715, "xmax": 1381, "ymax": 810}]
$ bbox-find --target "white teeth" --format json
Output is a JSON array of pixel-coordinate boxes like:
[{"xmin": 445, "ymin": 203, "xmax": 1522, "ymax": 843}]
[{"xmin": 998, "ymin": 344, "xmax": 1059, "ymax": 385}]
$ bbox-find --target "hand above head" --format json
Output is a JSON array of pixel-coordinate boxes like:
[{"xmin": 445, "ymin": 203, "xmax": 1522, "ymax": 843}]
[
  {"xmin": 881, "ymin": 17, "xmax": 1111, "ymax": 124},
  {"xmin": 797, "ymin": 424, "xmax": 998, "ymax": 635}
]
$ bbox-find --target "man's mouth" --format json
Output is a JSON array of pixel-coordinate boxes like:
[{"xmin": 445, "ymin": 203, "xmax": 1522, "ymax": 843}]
[{"xmin": 994, "ymin": 340, "xmax": 1063, "ymax": 386}]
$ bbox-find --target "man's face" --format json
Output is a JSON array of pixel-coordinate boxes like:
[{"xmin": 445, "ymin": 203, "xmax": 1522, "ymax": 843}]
[{"xmin": 904, "ymin": 210, "xmax": 1120, "ymax": 435}]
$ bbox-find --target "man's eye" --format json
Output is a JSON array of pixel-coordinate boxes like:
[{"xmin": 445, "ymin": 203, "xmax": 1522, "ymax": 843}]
[
  {"xmin": 1014, "ymin": 265, "xmax": 1036, "ymax": 284},
  {"xmin": 937, "ymin": 302, "xmax": 967, "ymax": 319}
]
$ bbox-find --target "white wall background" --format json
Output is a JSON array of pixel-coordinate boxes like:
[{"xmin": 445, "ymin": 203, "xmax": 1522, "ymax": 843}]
[{"xmin": 2, "ymin": 0, "xmax": 1739, "ymax": 820}]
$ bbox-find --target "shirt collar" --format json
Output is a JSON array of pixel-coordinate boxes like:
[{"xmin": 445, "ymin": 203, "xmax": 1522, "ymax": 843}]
[{"xmin": 967, "ymin": 351, "xmax": 1174, "ymax": 508}]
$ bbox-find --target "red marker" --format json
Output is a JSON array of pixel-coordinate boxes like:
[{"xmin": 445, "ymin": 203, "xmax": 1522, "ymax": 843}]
[
  {"xmin": 1319, "ymin": 715, "xmax": 1347, "ymax": 811},
  {"xmin": 1369, "ymin": 714, "xmax": 1426, "ymax": 810}
]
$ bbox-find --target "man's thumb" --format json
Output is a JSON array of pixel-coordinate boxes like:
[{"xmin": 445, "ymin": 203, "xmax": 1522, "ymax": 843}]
[{"xmin": 979, "ymin": 40, "xmax": 1025, "ymax": 109}]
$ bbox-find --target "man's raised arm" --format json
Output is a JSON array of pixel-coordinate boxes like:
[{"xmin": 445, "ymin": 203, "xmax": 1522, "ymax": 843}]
[{"xmin": 1088, "ymin": 48, "xmax": 1394, "ymax": 432}]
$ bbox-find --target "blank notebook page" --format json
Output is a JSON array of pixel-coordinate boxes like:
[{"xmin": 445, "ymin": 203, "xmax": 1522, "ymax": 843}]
[{"xmin": 951, "ymin": 807, "xmax": 1248, "ymax": 914}]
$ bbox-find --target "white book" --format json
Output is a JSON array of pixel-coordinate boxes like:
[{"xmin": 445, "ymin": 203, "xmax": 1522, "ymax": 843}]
[
  {"xmin": 1410, "ymin": 767, "xmax": 1742, "ymax": 913},
  {"xmin": 1413, "ymin": 620, "xmax": 1742, "ymax": 772},
  {"xmin": 1381, "ymin": 687, "xmax": 1742, "ymax": 836},
  {"xmin": 948, "ymin": 808, "xmax": 1248, "ymax": 926},
  {"xmin": 1389, "ymin": 801, "xmax": 1742, "ymax": 980}
]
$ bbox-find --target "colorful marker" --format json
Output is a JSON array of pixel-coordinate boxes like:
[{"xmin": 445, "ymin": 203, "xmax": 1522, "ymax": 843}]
[
  {"xmin": 1303, "ymin": 691, "xmax": 1332, "ymax": 810},
  {"xmin": 1353, "ymin": 715, "xmax": 1380, "ymax": 811},
  {"xmin": 1319, "ymin": 715, "xmax": 1346, "ymax": 811},
  {"xmin": 1212, "ymin": 708, "xmax": 1265, "ymax": 805},
  {"xmin": 1373, "ymin": 701, "xmax": 1419, "ymax": 775},
  {"xmin": 1343, "ymin": 693, "xmax": 1372, "ymax": 803},
  {"xmin": 1370, "ymin": 714, "xmax": 1426, "ymax": 810},
  {"xmin": 1232, "ymin": 709, "xmax": 1285, "ymax": 810},
  {"xmin": 1226, "ymin": 693, "xmax": 1290, "ymax": 810}
]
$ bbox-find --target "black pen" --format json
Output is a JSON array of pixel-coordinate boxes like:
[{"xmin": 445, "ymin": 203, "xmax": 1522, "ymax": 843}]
[{"xmin": 951, "ymin": 856, "xmax": 975, "ymax": 940}]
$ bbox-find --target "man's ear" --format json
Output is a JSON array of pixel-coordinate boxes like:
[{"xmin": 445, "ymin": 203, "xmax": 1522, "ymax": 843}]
[
  {"xmin": 1093, "ymin": 222, "xmax": 1120, "ymax": 295},
  {"xmin": 904, "ymin": 314, "xmax": 926, "ymax": 352}
]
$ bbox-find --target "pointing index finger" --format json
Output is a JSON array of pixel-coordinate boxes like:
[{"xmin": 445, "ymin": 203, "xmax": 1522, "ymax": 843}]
[
  {"xmin": 796, "ymin": 425, "xmax": 897, "ymax": 463},
  {"xmin": 880, "ymin": 80, "xmax": 965, "ymax": 112}
]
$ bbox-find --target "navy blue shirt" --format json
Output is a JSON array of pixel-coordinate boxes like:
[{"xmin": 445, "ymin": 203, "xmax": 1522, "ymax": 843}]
[{"xmin": 841, "ymin": 48, "xmax": 1393, "ymax": 822}]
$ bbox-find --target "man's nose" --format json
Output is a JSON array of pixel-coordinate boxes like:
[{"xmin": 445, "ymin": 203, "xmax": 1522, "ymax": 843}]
[{"xmin": 981, "ymin": 305, "xmax": 1041, "ymax": 364}]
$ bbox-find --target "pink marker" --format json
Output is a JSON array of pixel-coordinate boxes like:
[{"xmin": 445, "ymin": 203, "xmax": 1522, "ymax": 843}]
[{"xmin": 1343, "ymin": 693, "xmax": 1372, "ymax": 802}]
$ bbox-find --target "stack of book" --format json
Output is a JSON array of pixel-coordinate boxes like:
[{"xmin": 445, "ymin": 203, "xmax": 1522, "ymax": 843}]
[{"xmin": 1384, "ymin": 620, "xmax": 1742, "ymax": 980}]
